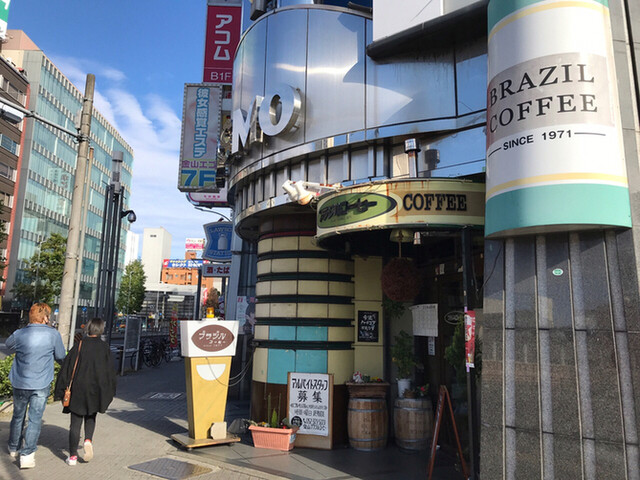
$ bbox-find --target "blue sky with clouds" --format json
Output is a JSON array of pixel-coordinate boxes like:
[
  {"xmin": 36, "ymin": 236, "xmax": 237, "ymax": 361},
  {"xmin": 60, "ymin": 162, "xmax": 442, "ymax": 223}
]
[{"xmin": 8, "ymin": 0, "xmax": 231, "ymax": 258}]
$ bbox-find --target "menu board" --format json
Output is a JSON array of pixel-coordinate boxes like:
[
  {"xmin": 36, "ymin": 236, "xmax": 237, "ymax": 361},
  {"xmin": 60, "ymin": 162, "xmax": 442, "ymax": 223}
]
[{"xmin": 357, "ymin": 310, "xmax": 379, "ymax": 343}]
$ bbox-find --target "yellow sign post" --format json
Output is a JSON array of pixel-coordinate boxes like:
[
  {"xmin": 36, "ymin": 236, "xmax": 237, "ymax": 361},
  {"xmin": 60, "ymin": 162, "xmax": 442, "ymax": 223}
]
[{"xmin": 171, "ymin": 319, "xmax": 241, "ymax": 449}]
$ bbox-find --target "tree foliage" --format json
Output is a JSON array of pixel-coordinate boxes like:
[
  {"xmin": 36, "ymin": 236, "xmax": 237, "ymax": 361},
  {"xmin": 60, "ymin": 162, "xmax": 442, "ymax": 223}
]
[
  {"xmin": 116, "ymin": 259, "xmax": 147, "ymax": 314},
  {"xmin": 204, "ymin": 287, "xmax": 219, "ymax": 309},
  {"xmin": 12, "ymin": 233, "xmax": 67, "ymax": 306}
]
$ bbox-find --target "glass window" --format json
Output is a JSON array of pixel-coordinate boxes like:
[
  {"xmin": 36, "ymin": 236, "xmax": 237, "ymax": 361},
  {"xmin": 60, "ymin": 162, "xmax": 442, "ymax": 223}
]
[
  {"xmin": 0, "ymin": 134, "xmax": 18, "ymax": 155},
  {"xmin": 327, "ymin": 153, "xmax": 344, "ymax": 184},
  {"xmin": 456, "ymin": 41, "xmax": 488, "ymax": 115},
  {"xmin": 275, "ymin": 168, "xmax": 288, "ymax": 197},
  {"xmin": 375, "ymin": 145, "xmax": 387, "ymax": 178},
  {"xmin": 86, "ymin": 211, "xmax": 103, "ymax": 232},
  {"xmin": 307, "ymin": 157, "xmax": 325, "ymax": 183},
  {"xmin": 290, "ymin": 162, "xmax": 304, "ymax": 183},
  {"xmin": 350, "ymin": 149, "xmax": 368, "ymax": 181},
  {"xmin": 264, "ymin": 174, "xmax": 274, "ymax": 199},
  {"xmin": 81, "ymin": 258, "xmax": 97, "ymax": 277}
]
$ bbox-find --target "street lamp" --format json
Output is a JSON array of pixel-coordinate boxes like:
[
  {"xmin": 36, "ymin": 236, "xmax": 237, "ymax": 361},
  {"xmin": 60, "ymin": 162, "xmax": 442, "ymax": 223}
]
[{"xmin": 94, "ymin": 151, "xmax": 136, "ymax": 345}]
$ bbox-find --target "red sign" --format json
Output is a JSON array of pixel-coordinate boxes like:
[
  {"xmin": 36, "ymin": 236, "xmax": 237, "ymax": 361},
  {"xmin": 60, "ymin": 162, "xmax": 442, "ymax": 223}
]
[
  {"xmin": 203, "ymin": 5, "xmax": 242, "ymax": 85},
  {"xmin": 464, "ymin": 310, "xmax": 476, "ymax": 369},
  {"xmin": 191, "ymin": 324, "xmax": 235, "ymax": 352}
]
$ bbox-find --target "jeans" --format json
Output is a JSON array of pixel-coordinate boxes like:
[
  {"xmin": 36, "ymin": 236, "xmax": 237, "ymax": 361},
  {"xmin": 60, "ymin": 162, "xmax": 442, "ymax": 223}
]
[{"xmin": 8, "ymin": 387, "xmax": 50, "ymax": 455}]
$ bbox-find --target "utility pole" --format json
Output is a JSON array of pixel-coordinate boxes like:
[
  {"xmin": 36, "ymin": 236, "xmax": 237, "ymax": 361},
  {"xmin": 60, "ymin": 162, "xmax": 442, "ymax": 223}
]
[{"xmin": 58, "ymin": 74, "xmax": 95, "ymax": 348}]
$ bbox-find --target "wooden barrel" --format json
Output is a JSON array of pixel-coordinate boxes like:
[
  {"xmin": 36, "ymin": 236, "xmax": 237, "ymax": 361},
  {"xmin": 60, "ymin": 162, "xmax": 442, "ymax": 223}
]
[
  {"xmin": 347, "ymin": 398, "xmax": 388, "ymax": 451},
  {"xmin": 394, "ymin": 398, "xmax": 433, "ymax": 450}
]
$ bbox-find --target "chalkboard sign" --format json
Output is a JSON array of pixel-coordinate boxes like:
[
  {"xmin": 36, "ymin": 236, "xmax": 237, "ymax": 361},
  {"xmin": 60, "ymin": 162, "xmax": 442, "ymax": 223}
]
[{"xmin": 357, "ymin": 310, "xmax": 379, "ymax": 343}]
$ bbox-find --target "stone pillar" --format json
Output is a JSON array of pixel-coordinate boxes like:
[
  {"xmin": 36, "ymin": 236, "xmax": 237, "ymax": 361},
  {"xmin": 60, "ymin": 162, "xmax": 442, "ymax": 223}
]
[{"xmin": 480, "ymin": 231, "xmax": 640, "ymax": 479}]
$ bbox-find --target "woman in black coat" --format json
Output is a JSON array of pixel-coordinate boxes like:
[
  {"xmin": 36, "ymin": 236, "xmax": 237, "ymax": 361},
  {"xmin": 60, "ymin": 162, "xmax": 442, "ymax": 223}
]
[{"xmin": 54, "ymin": 317, "xmax": 116, "ymax": 466}]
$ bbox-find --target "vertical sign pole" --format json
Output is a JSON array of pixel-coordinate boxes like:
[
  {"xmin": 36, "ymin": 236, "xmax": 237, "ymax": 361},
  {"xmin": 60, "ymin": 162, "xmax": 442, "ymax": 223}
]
[{"xmin": 462, "ymin": 227, "xmax": 478, "ymax": 479}]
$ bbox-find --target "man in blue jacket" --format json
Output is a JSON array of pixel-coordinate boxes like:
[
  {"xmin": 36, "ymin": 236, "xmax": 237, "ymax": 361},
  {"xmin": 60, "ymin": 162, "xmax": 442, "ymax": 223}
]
[{"xmin": 6, "ymin": 303, "xmax": 66, "ymax": 469}]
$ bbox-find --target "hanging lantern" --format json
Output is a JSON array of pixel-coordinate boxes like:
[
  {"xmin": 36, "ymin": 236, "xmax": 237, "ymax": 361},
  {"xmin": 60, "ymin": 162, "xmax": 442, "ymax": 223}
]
[
  {"xmin": 389, "ymin": 229, "xmax": 414, "ymax": 243},
  {"xmin": 381, "ymin": 258, "xmax": 422, "ymax": 302}
]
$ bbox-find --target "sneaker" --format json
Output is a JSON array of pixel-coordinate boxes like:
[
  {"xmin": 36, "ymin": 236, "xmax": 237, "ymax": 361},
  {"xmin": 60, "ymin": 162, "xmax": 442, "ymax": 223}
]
[
  {"xmin": 20, "ymin": 452, "xmax": 35, "ymax": 469},
  {"xmin": 65, "ymin": 455, "xmax": 77, "ymax": 466},
  {"xmin": 83, "ymin": 439, "xmax": 93, "ymax": 461},
  {"xmin": 7, "ymin": 446, "xmax": 18, "ymax": 458}
]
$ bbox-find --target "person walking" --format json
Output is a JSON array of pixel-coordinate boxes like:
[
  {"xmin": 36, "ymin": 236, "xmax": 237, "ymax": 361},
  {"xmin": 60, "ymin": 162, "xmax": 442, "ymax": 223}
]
[
  {"xmin": 54, "ymin": 317, "xmax": 116, "ymax": 466},
  {"xmin": 6, "ymin": 302, "xmax": 66, "ymax": 469}
]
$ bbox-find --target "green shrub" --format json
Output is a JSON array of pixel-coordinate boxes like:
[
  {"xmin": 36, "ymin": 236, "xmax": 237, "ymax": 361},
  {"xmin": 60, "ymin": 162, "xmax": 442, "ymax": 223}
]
[
  {"xmin": 0, "ymin": 354, "xmax": 62, "ymax": 401},
  {"xmin": 0, "ymin": 354, "xmax": 14, "ymax": 399}
]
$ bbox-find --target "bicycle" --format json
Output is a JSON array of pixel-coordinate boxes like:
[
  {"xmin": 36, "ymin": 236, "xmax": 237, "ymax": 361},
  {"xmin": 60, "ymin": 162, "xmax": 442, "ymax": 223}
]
[
  {"xmin": 159, "ymin": 337, "xmax": 181, "ymax": 363},
  {"xmin": 132, "ymin": 338, "xmax": 162, "ymax": 369}
]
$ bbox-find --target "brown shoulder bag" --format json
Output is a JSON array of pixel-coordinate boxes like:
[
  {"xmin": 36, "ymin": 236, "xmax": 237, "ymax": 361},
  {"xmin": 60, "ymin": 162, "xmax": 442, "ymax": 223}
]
[{"xmin": 62, "ymin": 340, "xmax": 82, "ymax": 407}]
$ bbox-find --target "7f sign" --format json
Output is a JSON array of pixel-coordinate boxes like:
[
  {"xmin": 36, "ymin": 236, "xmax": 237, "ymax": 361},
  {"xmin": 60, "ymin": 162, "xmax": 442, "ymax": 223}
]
[
  {"xmin": 203, "ymin": 4, "xmax": 242, "ymax": 85},
  {"xmin": 178, "ymin": 84, "xmax": 222, "ymax": 192}
]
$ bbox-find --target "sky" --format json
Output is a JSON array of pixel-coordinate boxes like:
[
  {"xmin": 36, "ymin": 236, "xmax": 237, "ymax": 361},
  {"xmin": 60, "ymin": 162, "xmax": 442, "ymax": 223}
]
[{"xmin": 8, "ymin": 0, "xmax": 231, "ymax": 259}]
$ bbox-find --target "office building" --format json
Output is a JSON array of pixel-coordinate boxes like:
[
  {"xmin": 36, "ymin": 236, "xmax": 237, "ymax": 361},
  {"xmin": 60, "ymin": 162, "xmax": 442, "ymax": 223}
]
[
  {"xmin": 1, "ymin": 30, "xmax": 134, "ymax": 310},
  {"xmin": 141, "ymin": 227, "xmax": 172, "ymax": 283},
  {"xmin": 0, "ymin": 54, "xmax": 28, "ymax": 298}
]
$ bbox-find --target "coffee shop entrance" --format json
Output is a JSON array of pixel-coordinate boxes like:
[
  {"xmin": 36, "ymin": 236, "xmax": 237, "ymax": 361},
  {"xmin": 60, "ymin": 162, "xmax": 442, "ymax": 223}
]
[{"xmin": 316, "ymin": 179, "xmax": 485, "ymax": 451}]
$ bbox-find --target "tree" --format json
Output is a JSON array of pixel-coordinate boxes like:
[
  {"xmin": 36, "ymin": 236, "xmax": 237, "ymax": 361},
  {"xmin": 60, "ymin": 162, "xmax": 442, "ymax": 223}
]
[
  {"xmin": 203, "ymin": 287, "xmax": 220, "ymax": 315},
  {"xmin": 12, "ymin": 233, "xmax": 66, "ymax": 306},
  {"xmin": 116, "ymin": 259, "xmax": 146, "ymax": 314}
]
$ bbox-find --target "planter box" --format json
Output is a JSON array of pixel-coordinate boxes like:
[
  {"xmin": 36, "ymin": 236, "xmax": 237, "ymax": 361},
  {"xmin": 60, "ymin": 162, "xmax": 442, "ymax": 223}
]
[
  {"xmin": 346, "ymin": 382, "xmax": 390, "ymax": 398},
  {"xmin": 249, "ymin": 425, "xmax": 296, "ymax": 451}
]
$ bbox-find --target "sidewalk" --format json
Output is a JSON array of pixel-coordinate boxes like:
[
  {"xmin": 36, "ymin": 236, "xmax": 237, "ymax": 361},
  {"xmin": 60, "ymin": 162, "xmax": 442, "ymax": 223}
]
[{"xmin": 0, "ymin": 357, "xmax": 462, "ymax": 480}]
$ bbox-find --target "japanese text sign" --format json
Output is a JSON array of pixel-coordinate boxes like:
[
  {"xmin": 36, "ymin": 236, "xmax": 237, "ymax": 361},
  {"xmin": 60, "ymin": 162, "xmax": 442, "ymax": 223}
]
[
  {"xmin": 179, "ymin": 84, "xmax": 222, "ymax": 191},
  {"xmin": 288, "ymin": 373, "xmax": 331, "ymax": 437},
  {"xmin": 202, "ymin": 263, "xmax": 231, "ymax": 277},
  {"xmin": 180, "ymin": 320, "xmax": 239, "ymax": 357},
  {"xmin": 203, "ymin": 4, "xmax": 242, "ymax": 85}
]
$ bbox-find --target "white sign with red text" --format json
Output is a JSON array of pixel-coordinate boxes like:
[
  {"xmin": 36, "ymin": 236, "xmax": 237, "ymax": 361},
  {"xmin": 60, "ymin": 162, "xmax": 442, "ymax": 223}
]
[{"xmin": 202, "ymin": 263, "xmax": 231, "ymax": 277}]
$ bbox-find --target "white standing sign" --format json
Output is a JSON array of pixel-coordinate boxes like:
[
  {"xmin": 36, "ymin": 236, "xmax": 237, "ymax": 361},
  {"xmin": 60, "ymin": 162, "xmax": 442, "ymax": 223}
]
[{"xmin": 288, "ymin": 373, "xmax": 330, "ymax": 437}]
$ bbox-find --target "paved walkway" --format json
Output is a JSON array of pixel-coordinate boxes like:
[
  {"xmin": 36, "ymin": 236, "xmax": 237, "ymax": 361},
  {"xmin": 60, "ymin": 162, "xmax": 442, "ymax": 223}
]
[
  {"xmin": 0, "ymin": 358, "xmax": 267, "ymax": 480},
  {"xmin": 0, "ymin": 355, "xmax": 462, "ymax": 480}
]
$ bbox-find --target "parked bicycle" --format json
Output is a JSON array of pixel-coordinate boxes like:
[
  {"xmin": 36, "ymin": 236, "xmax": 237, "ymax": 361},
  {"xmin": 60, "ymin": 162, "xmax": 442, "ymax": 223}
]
[
  {"xmin": 159, "ymin": 337, "xmax": 181, "ymax": 363},
  {"xmin": 131, "ymin": 338, "xmax": 163, "ymax": 370}
]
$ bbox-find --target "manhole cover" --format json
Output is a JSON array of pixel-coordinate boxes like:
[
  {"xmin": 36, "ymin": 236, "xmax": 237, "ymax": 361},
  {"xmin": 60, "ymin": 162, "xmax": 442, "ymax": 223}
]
[
  {"xmin": 129, "ymin": 458, "xmax": 213, "ymax": 480},
  {"xmin": 139, "ymin": 392, "xmax": 184, "ymax": 400}
]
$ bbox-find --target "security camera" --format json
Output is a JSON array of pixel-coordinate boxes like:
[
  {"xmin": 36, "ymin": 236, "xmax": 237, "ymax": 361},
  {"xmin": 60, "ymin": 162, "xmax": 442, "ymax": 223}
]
[{"xmin": 282, "ymin": 180, "xmax": 340, "ymax": 205}]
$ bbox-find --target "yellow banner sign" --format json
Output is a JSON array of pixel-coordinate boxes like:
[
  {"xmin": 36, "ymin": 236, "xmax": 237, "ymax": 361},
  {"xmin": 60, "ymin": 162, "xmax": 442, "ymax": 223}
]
[{"xmin": 316, "ymin": 179, "xmax": 485, "ymax": 240}]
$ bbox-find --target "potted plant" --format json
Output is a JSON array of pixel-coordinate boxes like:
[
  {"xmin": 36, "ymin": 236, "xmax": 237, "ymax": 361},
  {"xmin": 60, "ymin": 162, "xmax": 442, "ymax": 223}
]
[
  {"xmin": 249, "ymin": 394, "xmax": 298, "ymax": 451},
  {"xmin": 345, "ymin": 372, "xmax": 390, "ymax": 398},
  {"xmin": 390, "ymin": 330, "xmax": 417, "ymax": 397},
  {"xmin": 248, "ymin": 409, "xmax": 298, "ymax": 451}
]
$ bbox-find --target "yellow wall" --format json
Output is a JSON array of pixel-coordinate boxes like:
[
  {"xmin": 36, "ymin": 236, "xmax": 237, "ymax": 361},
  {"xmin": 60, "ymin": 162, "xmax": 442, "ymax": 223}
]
[{"xmin": 352, "ymin": 256, "xmax": 384, "ymax": 378}]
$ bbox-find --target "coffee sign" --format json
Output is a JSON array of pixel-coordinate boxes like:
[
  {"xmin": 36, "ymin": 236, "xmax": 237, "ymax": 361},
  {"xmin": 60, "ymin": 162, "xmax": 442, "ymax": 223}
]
[
  {"xmin": 316, "ymin": 179, "xmax": 485, "ymax": 242},
  {"xmin": 180, "ymin": 320, "xmax": 239, "ymax": 357},
  {"xmin": 191, "ymin": 325, "xmax": 235, "ymax": 352}
]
